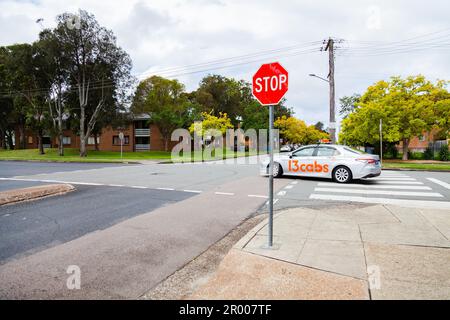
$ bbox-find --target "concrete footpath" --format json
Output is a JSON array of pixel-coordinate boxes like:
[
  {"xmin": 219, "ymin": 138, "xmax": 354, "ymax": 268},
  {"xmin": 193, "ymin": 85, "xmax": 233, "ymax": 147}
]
[{"xmin": 191, "ymin": 204, "xmax": 450, "ymax": 299}]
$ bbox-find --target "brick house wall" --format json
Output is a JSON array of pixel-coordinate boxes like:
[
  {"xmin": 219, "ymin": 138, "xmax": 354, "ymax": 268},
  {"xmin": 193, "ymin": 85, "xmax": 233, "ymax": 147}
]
[
  {"xmin": 396, "ymin": 129, "xmax": 448, "ymax": 153},
  {"xmin": 14, "ymin": 122, "xmax": 180, "ymax": 152}
]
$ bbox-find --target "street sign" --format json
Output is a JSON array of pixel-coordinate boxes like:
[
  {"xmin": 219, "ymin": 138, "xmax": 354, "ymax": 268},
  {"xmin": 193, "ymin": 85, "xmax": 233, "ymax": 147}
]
[
  {"xmin": 252, "ymin": 62, "xmax": 288, "ymax": 106},
  {"xmin": 252, "ymin": 62, "xmax": 289, "ymax": 248}
]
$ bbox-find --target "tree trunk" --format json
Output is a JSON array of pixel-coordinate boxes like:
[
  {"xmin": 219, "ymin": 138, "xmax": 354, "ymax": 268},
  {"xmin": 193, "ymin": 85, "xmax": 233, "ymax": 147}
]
[
  {"xmin": 58, "ymin": 133, "xmax": 64, "ymax": 156},
  {"xmin": 18, "ymin": 124, "xmax": 25, "ymax": 149},
  {"xmin": 94, "ymin": 133, "xmax": 99, "ymax": 151},
  {"xmin": 79, "ymin": 105, "xmax": 87, "ymax": 157},
  {"xmin": 164, "ymin": 137, "xmax": 169, "ymax": 152},
  {"xmin": 58, "ymin": 105, "xmax": 64, "ymax": 157},
  {"xmin": 38, "ymin": 131, "xmax": 44, "ymax": 155},
  {"xmin": 6, "ymin": 131, "xmax": 14, "ymax": 150},
  {"xmin": 402, "ymin": 138, "xmax": 409, "ymax": 160},
  {"xmin": 80, "ymin": 138, "xmax": 87, "ymax": 157},
  {"xmin": 0, "ymin": 129, "xmax": 4, "ymax": 149}
]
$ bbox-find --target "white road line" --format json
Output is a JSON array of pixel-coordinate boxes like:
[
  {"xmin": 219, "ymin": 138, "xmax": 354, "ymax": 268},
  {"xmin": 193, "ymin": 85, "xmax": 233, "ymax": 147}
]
[
  {"xmin": 285, "ymin": 185, "xmax": 294, "ymax": 189},
  {"xmin": 265, "ymin": 198, "xmax": 279, "ymax": 206},
  {"xmin": 157, "ymin": 187, "xmax": 175, "ymax": 191},
  {"xmin": 183, "ymin": 190, "xmax": 202, "ymax": 193},
  {"xmin": 215, "ymin": 192, "xmax": 235, "ymax": 196},
  {"xmin": 277, "ymin": 190, "xmax": 287, "ymax": 196},
  {"xmin": 107, "ymin": 184, "xmax": 126, "ymax": 187},
  {"xmin": 291, "ymin": 181, "xmax": 298, "ymax": 185},
  {"xmin": 427, "ymin": 178, "xmax": 450, "ymax": 190},
  {"xmin": 130, "ymin": 186, "xmax": 148, "ymax": 189},
  {"xmin": 314, "ymin": 187, "xmax": 443, "ymax": 198},
  {"xmin": 309, "ymin": 194, "xmax": 450, "ymax": 210},
  {"xmin": 370, "ymin": 181, "xmax": 424, "ymax": 185},
  {"xmin": 248, "ymin": 194, "xmax": 268, "ymax": 199},
  {"xmin": 372, "ymin": 178, "xmax": 417, "ymax": 181},
  {"xmin": 317, "ymin": 182, "xmax": 432, "ymax": 190},
  {"xmin": 379, "ymin": 175, "xmax": 409, "ymax": 178},
  {"xmin": 65, "ymin": 181, "xmax": 104, "ymax": 186}
]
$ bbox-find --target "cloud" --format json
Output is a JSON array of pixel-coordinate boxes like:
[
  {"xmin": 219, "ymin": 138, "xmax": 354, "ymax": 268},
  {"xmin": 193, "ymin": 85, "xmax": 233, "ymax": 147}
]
[{"xmin": 1, "ymin": 0, "xmax": 449, "ymax": 128}]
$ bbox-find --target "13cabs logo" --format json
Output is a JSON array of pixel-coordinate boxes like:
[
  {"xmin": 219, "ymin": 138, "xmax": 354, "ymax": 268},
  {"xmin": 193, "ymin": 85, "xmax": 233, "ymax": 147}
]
[{"xmin": 288, "ymin": 160, "xmax": 329, "ymax": 173}]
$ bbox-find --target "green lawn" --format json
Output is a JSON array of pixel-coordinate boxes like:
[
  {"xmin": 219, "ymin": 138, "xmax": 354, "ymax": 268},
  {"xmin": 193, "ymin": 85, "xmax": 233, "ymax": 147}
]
[
  {"xmin": 0, "ymin": 148, "xmax": 260, "ymax": 163},
  {"xmin": 0, "ymin": 148, "xmax": 172, "ymax": 163},
  {"xmin": 383, "ymin": 161, "xmax": 450, "ymax": 171}
]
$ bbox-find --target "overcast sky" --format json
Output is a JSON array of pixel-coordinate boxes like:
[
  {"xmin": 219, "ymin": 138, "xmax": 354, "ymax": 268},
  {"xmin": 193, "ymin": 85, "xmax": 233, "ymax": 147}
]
[{"xmin": 1, "ymin": 0, "xmax": 449, "ymax": 130}]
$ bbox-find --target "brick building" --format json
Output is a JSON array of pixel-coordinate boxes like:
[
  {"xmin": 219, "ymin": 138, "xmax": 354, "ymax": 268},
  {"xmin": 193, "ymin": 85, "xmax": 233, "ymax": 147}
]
[
  {"xmin": 14, "ymin": 115, "xmax": 177, "ymax": 152},
  {"xmin": 396, "ymin": 129, "xmax": 448, "ymax": 153}
]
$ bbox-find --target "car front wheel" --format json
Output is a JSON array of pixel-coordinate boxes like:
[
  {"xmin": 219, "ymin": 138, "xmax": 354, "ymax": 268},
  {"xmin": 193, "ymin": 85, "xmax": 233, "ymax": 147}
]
[
  {"xmin": 270, "ymin": 162, "xmax": 283, "ymax": 178},
  {"xmin": 333, "ymin": 166, "xmax": 352, "ymax": 183}
]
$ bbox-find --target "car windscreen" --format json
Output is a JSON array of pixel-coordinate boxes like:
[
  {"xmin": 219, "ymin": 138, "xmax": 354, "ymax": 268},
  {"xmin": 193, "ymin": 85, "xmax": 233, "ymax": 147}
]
[{"xmin": 343, "ymin": 146, "xmax": 367, "ymax": 155}]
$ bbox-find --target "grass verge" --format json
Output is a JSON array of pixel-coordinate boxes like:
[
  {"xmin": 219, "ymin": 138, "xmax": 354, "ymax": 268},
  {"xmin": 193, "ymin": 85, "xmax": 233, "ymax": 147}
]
[
  {"xmin": 383, "ymin": 161, "xmax": 450, "ymax": 171},
  {"xmin": 0, "ymin": 148, "xmax": 262, "ymax": 163}
]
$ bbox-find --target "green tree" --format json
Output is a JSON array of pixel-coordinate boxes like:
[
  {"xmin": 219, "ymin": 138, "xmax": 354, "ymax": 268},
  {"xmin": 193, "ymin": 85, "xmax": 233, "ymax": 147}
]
[
  {"xmin": 241, "ymin": 98, "xmax": 293, "ymax": 131},
  {"xmin": 188, "ymin": 112, "xmax": 233, "ymax": 136},
  {"xmin": 0, "ymin": 47, "xmax": 15, "ymax": 149},
  {"xmin": 131, "ymin": 76, "xmax": 193, "ymax": 151},
  {"xmin": 5, "ymin": 43, "xmax": 49, "ymax": 154},
  {"xmin": 52, "ymin": 10, "xmax": 133, "ymax": 157},
  {"xmin": 35, "ymin": 29, "xmax": 71, "ymax": 156},
  {"xmin": 340, "ymin": 75, "xmax": 448, "ymax": 160},
  {"xmin": 192, "ymin": 75, "xmax": 243, "ymax": 126},
  {"xmin": 339, "ymin": 94, "xmax": 361, "ymax": 118},
  {"xmin": 274, "ymin": 116, "xmax": 328, "ymax": 145}
]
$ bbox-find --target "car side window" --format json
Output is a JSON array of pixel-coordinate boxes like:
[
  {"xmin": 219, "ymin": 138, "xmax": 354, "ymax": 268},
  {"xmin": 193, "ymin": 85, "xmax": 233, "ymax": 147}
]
[
  {"xmin": 316, "ymin": 147, "xmax": 339, "ymax": 156},
  {"xmin": 292, "ymin": 147, "xmax": 315, "ymax": 157}
]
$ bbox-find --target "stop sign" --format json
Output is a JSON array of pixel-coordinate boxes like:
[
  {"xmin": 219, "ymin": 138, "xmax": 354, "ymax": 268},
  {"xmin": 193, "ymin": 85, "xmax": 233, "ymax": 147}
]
[{"xmin": 252, "ymin": 62, "xmax": 288, "ymax": 106}]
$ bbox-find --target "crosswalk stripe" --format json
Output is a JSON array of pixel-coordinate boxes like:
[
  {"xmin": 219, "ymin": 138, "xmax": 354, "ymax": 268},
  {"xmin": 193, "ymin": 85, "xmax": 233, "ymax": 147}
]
[
  {"xmin": 314, "ymin": 187, "xmax": 443, "ymax": 198},
  {"xmin": 371, "ymin": 178, "xmax": 417, "ymax": 181},
  {"xmin": 378, "ymin": 175, "xmax": 409, "ymax": 178},
  {"xmin": 317, "ymin": 182, "xmax": 431, "ymax": 190},
  {"xmin": 427, "ymin": 178, "xmax": 450, "ymax": 190},
  {"xmin": 309, "ymin": 194, "xmax": 450, "ymax": 210},
  {"xmin": 371, "ymin": 181, "xmax": 424, "ymax": 185}
]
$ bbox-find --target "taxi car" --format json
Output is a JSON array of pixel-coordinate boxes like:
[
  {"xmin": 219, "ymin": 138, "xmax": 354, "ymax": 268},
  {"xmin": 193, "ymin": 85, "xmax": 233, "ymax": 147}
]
[{"xmin": 260, "ymin": 144, "xmax": 381, "ymax": 183}]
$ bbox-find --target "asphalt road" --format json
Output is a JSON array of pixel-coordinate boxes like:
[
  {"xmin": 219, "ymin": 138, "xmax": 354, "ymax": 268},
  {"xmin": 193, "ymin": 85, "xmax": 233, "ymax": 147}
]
[
  {"xmin": 0, "ymin": 160, "xmax": 131, "ymax": 177},
  {"xmin": 0, "ymin": 159, "xmax": 449, "ymax": 298},
  {"xmin": 0, "ymin": 185, "xmax": 193, "ymax": 263}
]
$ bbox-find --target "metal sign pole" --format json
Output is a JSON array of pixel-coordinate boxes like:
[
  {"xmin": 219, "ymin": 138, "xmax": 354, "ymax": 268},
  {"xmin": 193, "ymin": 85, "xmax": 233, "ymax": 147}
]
[
  {"xmin": 119, "ymin": 132, "xmax": 124, "ymax": 160},
  {"xmin": 268, "ymin": 105, "xmax": 274, "ymax": 247}
]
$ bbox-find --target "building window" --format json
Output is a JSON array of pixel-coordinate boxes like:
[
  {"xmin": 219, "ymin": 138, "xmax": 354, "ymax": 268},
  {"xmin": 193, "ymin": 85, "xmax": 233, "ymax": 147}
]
[
  {"xmin": 419, "ymin": 134, "xmax": 426, "ymax": 142},
  {"xmin": 113, "ymin": 135, "xmax": 129, "ymax": 145},
  {"xmin": 28, "ymin": 136, "xmax": 33, "ymax": 144},
  {"xmin": 63, "ymin": 137, "xmax": 71, "ymax": 145},
  {"xmin": 88, "ymin": 137, "xmax": 100, "ymax": 145}
]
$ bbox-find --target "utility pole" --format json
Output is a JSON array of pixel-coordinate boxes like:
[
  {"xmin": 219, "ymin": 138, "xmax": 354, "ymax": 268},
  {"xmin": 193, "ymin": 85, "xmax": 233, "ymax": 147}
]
[
  {"xmin": 324, "ymin": 38, "xmax": 336, "ymax": 144},
  {"xmin": 380, "ymin": 119, "xmax": 383, "ymax": 166}
]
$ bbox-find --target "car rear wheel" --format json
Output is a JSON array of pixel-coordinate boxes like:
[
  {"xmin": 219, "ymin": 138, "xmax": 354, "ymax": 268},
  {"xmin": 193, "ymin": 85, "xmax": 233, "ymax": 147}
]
[
  {"xmin": 271, "ymin": 162, "xmax": 283, "ymax": 178},
  {"xmin": 333, "ymin": 166, "xmax": 352, "ymax": 183}
]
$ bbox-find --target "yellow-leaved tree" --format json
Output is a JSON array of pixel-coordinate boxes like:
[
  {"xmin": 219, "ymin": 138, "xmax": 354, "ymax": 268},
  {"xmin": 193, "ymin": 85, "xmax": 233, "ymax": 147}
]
[
  {"xmin": 339, "ymin": 75, "xmax": 450, "ymax": 160},
  {"xmin": 274, "ymin": 116, "xmax": 329, "ymax": 145}
]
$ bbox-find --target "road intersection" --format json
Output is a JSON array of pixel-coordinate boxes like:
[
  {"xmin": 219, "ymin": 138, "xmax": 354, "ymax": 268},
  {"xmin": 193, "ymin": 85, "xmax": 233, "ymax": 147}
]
[{"xmin": 0, "ymin": 160, "xmax": 449, "ymax": 298}]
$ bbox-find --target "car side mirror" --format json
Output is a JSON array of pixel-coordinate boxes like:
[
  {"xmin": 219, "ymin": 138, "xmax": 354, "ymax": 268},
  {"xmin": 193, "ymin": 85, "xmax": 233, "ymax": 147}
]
[{"xmin": 289, "ymin": 153, "xmax": 293, "ymax": 159}]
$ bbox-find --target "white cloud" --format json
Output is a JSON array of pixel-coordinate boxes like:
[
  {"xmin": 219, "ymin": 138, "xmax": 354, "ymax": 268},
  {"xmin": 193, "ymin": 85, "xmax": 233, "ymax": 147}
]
[{"xmin": 1, "ymin": 0, "xmax": 449, "ymax": 128}]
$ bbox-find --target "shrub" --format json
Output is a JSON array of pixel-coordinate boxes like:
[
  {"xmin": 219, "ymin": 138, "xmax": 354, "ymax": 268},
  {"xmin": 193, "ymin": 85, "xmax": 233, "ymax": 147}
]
[
  {"xmin": 408, "ymin": 150, "xmax": 424, "ymax": 160},
  {"xmin": 438, "ymin": 144, "xmax": 449, "ymax": 161},
  {"xmin": 384, "ymin": 144, "xmax": 398, "ymax": 159},
  {"xmin": 424, "ymin": 147, "xmax": 434, "ymax": 160}
]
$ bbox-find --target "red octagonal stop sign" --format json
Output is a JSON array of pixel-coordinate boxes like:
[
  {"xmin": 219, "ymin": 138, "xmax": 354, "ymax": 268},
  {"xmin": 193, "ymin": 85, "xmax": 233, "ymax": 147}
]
[{"xmin": 252, "ymin": 62, "xmax": 288, "ymax": 106}]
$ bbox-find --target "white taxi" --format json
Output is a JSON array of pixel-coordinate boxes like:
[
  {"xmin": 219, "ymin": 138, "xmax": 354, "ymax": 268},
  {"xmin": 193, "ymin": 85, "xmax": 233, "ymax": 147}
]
[{"xmin": 260, "ymin": 144, "xmax": 381, "ymax": 183}]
